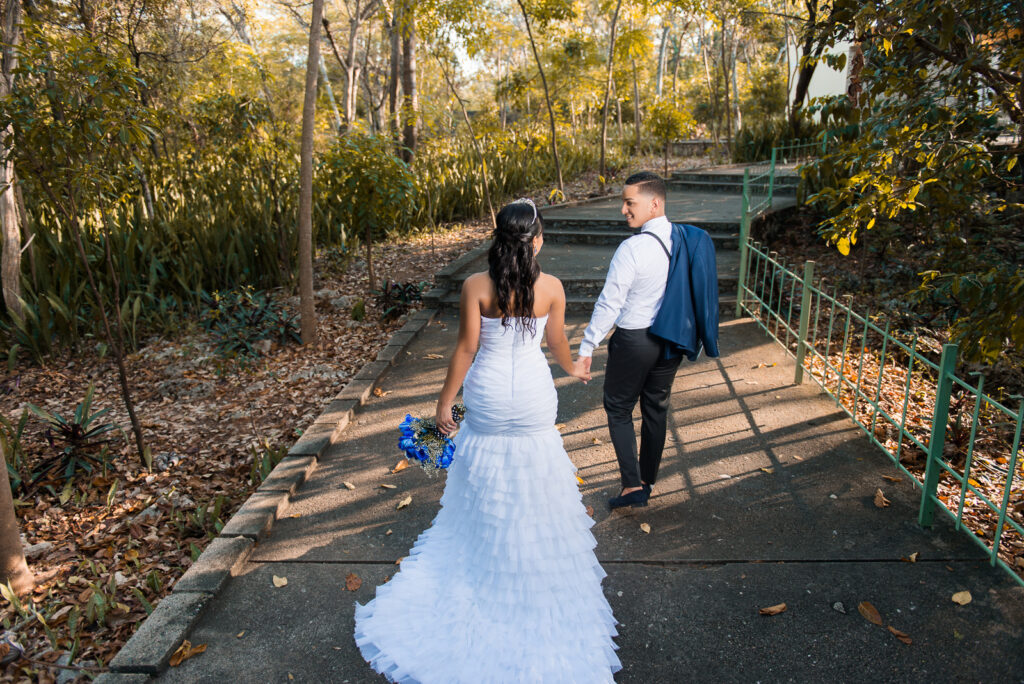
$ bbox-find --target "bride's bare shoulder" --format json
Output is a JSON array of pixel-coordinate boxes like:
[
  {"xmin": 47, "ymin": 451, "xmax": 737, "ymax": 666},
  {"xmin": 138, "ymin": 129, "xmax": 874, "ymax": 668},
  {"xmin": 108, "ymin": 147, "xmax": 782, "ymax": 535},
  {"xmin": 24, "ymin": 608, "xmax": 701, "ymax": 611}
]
[
  {"xmin": 537, "ymin": 272, "xmax": 565, "ymax": 292},
  {"xmin": 463, "ymin": 272, "xmax": 493, "ymax": 290}
]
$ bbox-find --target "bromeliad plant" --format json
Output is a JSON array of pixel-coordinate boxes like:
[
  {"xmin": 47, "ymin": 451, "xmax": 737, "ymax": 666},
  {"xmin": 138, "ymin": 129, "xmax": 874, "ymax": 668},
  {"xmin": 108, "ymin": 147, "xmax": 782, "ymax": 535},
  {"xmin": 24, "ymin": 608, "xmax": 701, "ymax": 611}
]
[
  {"xmin": 373, "ymin": 280, "xmax": 427, "ymax": 321},
  {"xmin": 200, "ymin": 286, "xmax": 300, "ymax": 358},
  {"xmin": 26, "ymin": 384, "xmax": 120, "ymax": 483}
]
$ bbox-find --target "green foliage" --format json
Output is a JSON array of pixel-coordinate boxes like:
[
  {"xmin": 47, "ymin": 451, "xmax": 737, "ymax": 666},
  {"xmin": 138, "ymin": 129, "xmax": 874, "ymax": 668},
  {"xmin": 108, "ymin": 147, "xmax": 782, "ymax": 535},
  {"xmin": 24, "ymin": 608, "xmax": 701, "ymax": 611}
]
[
  {"xmin": 200, "ymin": 286, "xmax": 299, "ymax": 358},
  {"xmin": 804, "ymin": 0, "xmax": 1024, "ymax": 360},
  {"xmin": 732, "ymin": 116, "xmax": 824, "ymax": 164},
  {"xmin": 414, "ymin": 126, "xmax": 602, "ymax": 224},
  {"xmin": 374, "ymin": 280, "xmax": 427, "ymax": 321},
  {"xmin": 318, "ymin": 134, "xmax": 419, "ymax": 244},
  {"xmin": 0, "ymin": 411, "xmax": 30, "ymax": 492},
  {"xmin": 26, "ymin": 384, "xmax": 119, "ymax": 482},
  {"xmin": 917, "ymin": 268, "xmax": 1024, "ymax": 365},
  {"xmin": 350, "ymin": 299, "xmax": 367, "ymax": 321},
  {"xmin": 249, "ymin": 442, "xmax": 287, "ymax": 487}
]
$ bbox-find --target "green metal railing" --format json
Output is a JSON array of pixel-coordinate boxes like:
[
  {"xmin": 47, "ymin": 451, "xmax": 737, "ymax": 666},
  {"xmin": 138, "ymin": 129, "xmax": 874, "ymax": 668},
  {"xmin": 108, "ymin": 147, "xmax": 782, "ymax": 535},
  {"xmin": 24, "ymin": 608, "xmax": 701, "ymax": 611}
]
[{"xmin": 734, "ymin": 149, "xmax": 1024, "ymax": 584}]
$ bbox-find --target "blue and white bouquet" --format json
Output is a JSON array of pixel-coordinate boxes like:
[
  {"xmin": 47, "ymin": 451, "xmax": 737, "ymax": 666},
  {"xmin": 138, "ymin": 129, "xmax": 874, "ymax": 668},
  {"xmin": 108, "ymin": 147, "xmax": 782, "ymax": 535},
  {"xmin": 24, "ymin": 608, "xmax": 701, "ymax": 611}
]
[{"xmin": 398, "ymin": 404, "xmax": 466, "ymax": 474}]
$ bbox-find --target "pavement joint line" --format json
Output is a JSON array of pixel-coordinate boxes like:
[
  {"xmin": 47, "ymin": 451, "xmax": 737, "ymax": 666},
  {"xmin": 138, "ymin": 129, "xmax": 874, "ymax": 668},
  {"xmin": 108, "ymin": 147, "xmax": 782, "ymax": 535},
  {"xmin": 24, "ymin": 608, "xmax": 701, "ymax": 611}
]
[
  {"xmin": 239, "ymin": 557, "xmax": 985, "ymax": 566},
  {"xmin": 107, "ymin": 307, "xmax": 439, "ymax": 677}
]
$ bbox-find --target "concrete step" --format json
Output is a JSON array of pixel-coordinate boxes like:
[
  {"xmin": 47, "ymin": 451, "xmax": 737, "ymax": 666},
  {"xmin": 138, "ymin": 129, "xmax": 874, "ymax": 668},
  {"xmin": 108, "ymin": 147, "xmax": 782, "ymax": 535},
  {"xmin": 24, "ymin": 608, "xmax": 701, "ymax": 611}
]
[
  {"xmin": 436, "ymin": 270, "xmax": 740, "ymax": 298},
  {"xmin": 545, "ymin": 218, "xmax": 742, "ymax": 234},
  {"xmin": 544, "ymin": 229, "xmax": 740, "ymax": 249},
  {"xmin": 668, "ymin": 179, "xmax": 798, "ymax": 196},
  {"xmin": 425, "ymin": 291, "xmax": 739, "ymax": 315}
]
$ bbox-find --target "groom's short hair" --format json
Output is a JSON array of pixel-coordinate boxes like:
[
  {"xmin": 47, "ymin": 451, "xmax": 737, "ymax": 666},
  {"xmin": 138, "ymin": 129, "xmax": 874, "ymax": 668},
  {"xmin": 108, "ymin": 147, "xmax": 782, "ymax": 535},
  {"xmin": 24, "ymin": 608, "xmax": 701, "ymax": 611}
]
[{"xmin": 624, "ymin": 171, "xmax": 666, "ymax": 202}]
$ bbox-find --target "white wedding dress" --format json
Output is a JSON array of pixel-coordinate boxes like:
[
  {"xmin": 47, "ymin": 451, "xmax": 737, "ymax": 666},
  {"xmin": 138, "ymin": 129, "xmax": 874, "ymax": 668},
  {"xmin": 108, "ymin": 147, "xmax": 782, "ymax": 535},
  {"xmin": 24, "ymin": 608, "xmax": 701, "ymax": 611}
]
[{"xmin": 354, "ymin": 315, "xmax": 621, "ymax": 683}]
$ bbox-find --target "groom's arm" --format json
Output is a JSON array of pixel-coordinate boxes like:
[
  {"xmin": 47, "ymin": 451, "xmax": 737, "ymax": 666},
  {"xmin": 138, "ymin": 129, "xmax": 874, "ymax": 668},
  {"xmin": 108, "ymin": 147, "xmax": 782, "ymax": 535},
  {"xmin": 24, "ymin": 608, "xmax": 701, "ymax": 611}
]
[{"xmin": 578, "ymin": 242, "xmax": 636, "ymax": 358}]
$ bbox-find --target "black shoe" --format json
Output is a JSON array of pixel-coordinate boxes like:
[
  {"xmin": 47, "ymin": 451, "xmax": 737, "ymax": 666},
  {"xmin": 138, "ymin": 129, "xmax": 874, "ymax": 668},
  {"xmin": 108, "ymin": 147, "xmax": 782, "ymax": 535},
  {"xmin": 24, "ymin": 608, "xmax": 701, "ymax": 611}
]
[
  {"xmin": 642, "ymin": 483, "xmax": 652, "ymax": 495},
  {"xmin": 608, "ymin": 488, "xmax": 649, "ymax": 510}
]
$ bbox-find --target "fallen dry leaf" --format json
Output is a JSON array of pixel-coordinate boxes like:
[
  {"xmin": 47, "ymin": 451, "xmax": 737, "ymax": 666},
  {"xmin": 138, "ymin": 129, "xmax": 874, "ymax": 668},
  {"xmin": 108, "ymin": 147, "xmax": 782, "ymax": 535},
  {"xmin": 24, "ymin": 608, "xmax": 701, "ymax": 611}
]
[
  {"xmin": 639, "ymin": 523, "xmax": 651, "ymax": 534},
  {"xmin": 385, "ymin": 529, "xmax": 392, "ymax": 535},
  {"xmin": 555, "ymin": 423, "xmax": 566, "ymax": 431},
  {"xmin": 343, "ymin": 481, "xmax": 356, "ymax": 490},
  {"xmin": 169, "ymin": 640, "xmax": 207, "ymax": 667},
  {"xmin": 396, "ymin": 495, "xmax": 412, "ymax": 510},
  {"xmin": 424, "ymin": 353, "xmax": 444, "ymax": 359},
  {"xmin": 758, "ymin": 603, "xmax": 787, "ymax": 616},
  {"xmin": 585, "ymin": 505, "xmax": 595, "ymax": 517},
  {"xmin": 909, "ymin": 551, "xmax": 919, "ymax": 563},
  {"xmin": 372, "ymin": 387, "xmax": 389, "ymax": 397},
  {"xmin": 380, "ymin": 483, "xmax": 397, "ymax": 490},
  {"xmin": 591, "ymin": 437, "xmax": 602, "ymax": 445},
  {"xmin": 874, "ymin": 488, "xmax": 891, "ymax": 508},
  {"xmin": 272, "ymin": 575, "xmax": 288, "ymax": 588},
  {"xmin": 952, "ymin": 590, "xmax": 972, "ymax": 605},
  {"xmin": 858, "ymin": 601, "xmax": 883, "ymax": 625},
  {"xmin": 882, "ymin": 475, "xmax": 901, "ymax": 483},
  {"xmin": 887, "ymin": 625, "xmax": 912, "ymax": 645},
  {"xmin": 576, "ymin": 474, "xmax": 585, "ymax": 485},
  {"xmin": 392, "ymin": 459, "xmax": 410, "ymax": 474},
  {"xmin": 345, "ymin": 572, "xmax": 362, "ymax": 591},
  {"xmin": 760, "ymin": 467, "xmax": 774, "ymax": 474},
  {"xmin": 236, "ymin": 631, "xmax": 245, "ymax": 638}
]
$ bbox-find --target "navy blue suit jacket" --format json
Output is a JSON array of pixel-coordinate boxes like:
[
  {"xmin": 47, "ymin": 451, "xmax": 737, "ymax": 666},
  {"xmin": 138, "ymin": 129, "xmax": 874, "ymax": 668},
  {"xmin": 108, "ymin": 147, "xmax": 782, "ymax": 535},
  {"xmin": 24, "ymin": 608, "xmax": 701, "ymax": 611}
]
[{"xmin": 649, "ymin": 223, "xmax": 720, "ymax": 361}]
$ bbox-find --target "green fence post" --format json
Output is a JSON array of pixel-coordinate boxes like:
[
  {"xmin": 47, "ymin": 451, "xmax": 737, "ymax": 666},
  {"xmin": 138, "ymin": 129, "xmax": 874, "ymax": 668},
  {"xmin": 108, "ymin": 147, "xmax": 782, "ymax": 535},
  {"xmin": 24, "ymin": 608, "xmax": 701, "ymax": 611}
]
[
  {"xmin": 794, "ymin": 260, "xmax": 815, "ymax": 384},
  {"xmin": 736, "ymin": 168, "xmax": 751, "ymax": 318},
  {"xmin": 767, "ymin": 147, "xmax": 777, "ymax": 207},
  {"xmin": 919, "ymin": 343, "xmax": 959, "ymax": 527}
]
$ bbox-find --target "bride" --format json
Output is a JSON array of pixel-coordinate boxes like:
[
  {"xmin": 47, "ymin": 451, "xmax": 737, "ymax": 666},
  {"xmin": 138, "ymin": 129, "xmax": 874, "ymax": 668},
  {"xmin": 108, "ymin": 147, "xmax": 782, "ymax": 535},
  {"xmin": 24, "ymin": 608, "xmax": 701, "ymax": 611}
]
[{"xmin": 354, "ymin": 199, "xmax": 622, "ymax": 683}]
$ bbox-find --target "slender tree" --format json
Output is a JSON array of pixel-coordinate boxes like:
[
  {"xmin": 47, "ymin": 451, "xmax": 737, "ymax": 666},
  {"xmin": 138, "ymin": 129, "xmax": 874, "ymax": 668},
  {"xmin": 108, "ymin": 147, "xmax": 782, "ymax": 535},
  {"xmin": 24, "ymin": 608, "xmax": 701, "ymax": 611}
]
[
  {"xmin": 0, "ymin": 0, "xmax": 22, "ymax": 320},
  {"xmin": 298, "ymin": 0, "xmax": 324, "ymax": 345},
  {"xmin": 515, "ymin": 0, "xmax": 567, "ymax": 195},
  {"xmin": 0, "ymin": 446, "xmax": 32, "ymax": 596},
  {"xmin": 599, "ymin": 0, "xmax": 623, "ymax": 191}
]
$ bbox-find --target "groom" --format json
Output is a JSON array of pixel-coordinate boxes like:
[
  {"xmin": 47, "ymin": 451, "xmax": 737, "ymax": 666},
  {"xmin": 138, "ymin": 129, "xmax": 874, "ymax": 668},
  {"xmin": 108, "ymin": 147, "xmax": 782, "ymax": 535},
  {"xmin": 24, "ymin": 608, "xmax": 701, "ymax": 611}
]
[{"xmin": 574, "ymin": 171, "xmax": 718, "ymax": 509}]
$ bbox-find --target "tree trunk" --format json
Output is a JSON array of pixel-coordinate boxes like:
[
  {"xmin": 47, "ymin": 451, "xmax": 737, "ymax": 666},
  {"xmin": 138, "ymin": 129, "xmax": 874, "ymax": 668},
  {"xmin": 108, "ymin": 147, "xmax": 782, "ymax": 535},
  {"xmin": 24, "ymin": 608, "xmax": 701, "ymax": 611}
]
[
  {"xmin": 34, "ymin": 180, "xmax": 148, "ymax": 467},
  {"xmin": 599, "ymin": 0, "xmax": 623, "ymax": 190},
  {"xmin": 0, "ymin": 446, "xmax": 32, "ymax": 596},
  {"xmin": 400, "ymin": 1, "xmax": 418, "ymax": 161},
  {"xmin": 516, "ymin": 0, "xmax": 564, "ymax": 195},
  {"xmin": 1, "ymin": 0, "xmax": 21, "ymax": 320},
  {"xmin": 699, "ymin": 21, "xmax": 720, "ymax": 146},
  {"xmin": 731, "ymin": 31, "xmax": 742, "ymax": 133},
  {"xmin": 387, "ymin": 7, "xmax": 400, "ymax": 138},
  {"xmin": 437, "ymin": 55, "xmax": 496, "ymax": 229},
  {"xmin": 320, "ymin": 54, "xmax": 343, "ymax": 133},
  {"xmin": 655, "ymin": 23, "xmax": 670, "ymax": 98},
  {"xmin": 631, "ymin": 58, "xmax": 642, "ymax": 155},
  {"xmin": 720, "ymin": 17, "xmax": 732, "ymax": 141},
  {"xmin": 298, "ymin": 0, "xmax": 323, "ymax": 345},
  {"xmin": 790, "ymin": 0, "xmax": 822, "ymax": 136}
]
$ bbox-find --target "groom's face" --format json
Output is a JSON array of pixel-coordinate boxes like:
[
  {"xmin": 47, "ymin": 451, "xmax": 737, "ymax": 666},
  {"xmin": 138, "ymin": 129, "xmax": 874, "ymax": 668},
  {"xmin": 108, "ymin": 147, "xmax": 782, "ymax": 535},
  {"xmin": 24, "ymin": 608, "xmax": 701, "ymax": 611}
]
[{"xmin": 621, "ymin": 184, "xmax": 659, "ymax": 229}]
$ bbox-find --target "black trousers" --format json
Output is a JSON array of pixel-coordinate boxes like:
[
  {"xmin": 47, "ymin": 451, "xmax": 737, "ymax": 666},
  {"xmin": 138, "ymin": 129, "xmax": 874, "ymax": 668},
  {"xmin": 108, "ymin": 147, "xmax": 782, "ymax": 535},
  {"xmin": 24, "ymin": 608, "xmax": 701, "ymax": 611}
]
[{"xmin": 603, "ymin": 327, "xmax": 682, "ymax": 489}]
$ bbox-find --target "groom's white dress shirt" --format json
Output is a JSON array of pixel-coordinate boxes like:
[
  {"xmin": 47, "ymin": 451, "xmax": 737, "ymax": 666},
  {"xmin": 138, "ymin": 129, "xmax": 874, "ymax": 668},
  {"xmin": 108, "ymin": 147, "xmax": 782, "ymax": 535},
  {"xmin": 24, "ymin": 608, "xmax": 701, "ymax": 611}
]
[{"xmin": 578, "ymin": 215, "xmax": 672, "ymax": 358}]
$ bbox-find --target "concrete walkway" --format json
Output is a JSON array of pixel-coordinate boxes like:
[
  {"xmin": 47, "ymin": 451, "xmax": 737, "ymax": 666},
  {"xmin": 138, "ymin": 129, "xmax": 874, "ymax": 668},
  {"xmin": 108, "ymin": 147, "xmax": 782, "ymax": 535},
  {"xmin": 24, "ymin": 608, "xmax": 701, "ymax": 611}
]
[{"xmin": 155, "ymin": 314, "xmax": 1024, "ymax": 683}]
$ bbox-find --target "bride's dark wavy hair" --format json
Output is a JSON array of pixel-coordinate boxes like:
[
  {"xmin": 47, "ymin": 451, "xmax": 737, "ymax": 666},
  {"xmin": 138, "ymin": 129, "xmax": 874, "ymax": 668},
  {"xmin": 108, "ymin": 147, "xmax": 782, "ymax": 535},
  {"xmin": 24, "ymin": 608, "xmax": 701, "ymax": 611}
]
[{"xmin": 488, "ymin": 201, "xmax": 542, "ymax": 335}]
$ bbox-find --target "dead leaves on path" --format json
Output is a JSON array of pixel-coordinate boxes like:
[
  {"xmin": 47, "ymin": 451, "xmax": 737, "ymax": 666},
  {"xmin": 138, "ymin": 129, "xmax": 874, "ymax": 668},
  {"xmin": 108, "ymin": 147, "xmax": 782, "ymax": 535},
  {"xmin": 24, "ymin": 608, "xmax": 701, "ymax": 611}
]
[
  {"xmin": 345, "ymin": 573, "xmax": 363, "ymax": 592},
  {"xmin": 170, "ymin": 639, "xmax": 207, "ymax": 667},
  {"xmin": 758, "ymin": 603, "xmax": 787, "ymax": 616},
  {"xmin": 858, "ymin": 601, "xmax": 912, "ymax": 645},
  {"xmin": 874, "ymin": 488, "xmax": 891, "ymax": 508}
]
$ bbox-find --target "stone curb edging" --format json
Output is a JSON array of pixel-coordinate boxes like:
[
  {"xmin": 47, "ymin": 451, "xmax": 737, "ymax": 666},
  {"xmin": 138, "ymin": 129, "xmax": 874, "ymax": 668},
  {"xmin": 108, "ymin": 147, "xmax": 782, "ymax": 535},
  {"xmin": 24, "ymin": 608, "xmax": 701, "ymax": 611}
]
[{"xmin": 104, "ymin": 307, "xmax": 439, "ymax": 678}]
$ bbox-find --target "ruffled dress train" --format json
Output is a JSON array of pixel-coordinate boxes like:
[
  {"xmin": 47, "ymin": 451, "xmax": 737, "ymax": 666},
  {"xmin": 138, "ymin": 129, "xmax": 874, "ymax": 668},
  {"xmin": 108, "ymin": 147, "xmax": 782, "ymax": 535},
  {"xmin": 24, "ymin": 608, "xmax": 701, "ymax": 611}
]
[{"xmin": 354, "ymin": 316, "xmax": 621, "ymax": 683}]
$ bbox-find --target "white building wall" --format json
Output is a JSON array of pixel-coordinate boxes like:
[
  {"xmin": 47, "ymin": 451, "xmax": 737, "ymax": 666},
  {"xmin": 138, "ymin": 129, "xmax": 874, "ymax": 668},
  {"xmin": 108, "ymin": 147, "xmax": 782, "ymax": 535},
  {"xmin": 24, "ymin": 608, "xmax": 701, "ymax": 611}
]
[{"xmin": 787, "ymin": 40, "xmax": 852, "ymax": 114}]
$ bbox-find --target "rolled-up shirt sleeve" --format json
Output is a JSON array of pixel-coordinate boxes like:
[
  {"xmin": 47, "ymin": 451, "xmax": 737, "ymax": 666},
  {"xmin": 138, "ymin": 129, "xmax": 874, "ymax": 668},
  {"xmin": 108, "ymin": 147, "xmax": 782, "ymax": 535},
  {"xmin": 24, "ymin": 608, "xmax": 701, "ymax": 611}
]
[{"xmin": 579, "ymin": 242, "xmax": 636, "ymax": 357}]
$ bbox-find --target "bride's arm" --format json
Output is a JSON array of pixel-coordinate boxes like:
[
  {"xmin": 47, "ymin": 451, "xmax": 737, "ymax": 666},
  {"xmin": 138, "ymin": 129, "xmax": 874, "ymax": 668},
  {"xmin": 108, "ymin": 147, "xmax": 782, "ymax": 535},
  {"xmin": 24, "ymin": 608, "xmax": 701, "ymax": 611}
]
[
  {"xmin": 436, "ymin": 276, "xmax": 482, "ymax": 434},
  {"xmin": 543, "ymin": 277, "xmax": 588, "ymax": 381}
]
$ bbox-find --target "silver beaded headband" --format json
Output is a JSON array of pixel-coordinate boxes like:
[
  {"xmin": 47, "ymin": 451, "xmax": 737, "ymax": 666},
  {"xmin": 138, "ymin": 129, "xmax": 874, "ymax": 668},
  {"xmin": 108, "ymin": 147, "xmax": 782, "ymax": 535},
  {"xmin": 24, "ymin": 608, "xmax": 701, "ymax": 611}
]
[{"xmin": 513, "ymin": 197, "xmax": 538, "ymax": 225}]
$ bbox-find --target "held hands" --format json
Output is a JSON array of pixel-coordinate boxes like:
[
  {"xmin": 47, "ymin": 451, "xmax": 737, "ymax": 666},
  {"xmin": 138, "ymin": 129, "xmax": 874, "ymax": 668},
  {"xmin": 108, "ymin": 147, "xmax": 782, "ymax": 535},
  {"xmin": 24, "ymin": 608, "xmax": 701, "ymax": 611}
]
[{"xmin": 571, "ymin": 355, "xmax": 593, "ymax": 384}]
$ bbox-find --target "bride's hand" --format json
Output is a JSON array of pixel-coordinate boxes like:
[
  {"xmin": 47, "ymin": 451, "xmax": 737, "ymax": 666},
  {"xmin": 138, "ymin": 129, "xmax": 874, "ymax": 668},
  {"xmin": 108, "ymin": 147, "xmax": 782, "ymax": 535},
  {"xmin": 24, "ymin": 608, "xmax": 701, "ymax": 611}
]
[
  {"xmin": 435, "ymin": 399, "xmax": 457, "ymax": 435},
  {"xmin": 572, "ymin": 356, "xmax": 592, "ymax": 384}
]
